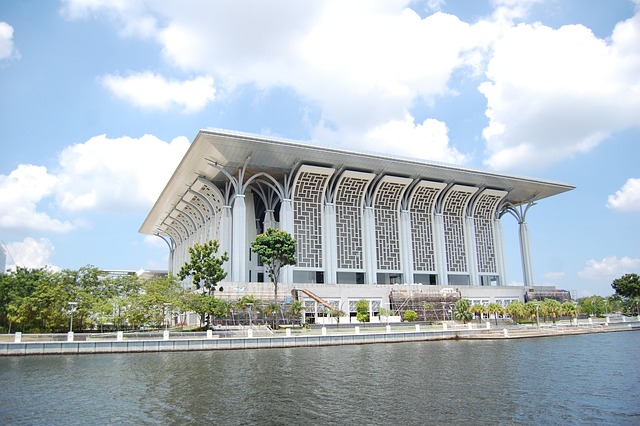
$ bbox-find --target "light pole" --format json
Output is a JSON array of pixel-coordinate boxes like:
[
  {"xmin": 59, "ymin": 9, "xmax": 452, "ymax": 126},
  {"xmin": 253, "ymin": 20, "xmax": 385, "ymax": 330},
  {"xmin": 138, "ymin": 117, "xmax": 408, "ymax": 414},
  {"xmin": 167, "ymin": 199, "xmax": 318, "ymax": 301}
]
[
  {"xmin": 68, "ymin": 302, "xmax": 77, "ymax": 332},
  {"xmin": 535, "ymin": 303, "xmax": 540, "ymax": 328},
  {"xmin": 163, "ymin": 303, "xmax": 170, "ymax": 330}
]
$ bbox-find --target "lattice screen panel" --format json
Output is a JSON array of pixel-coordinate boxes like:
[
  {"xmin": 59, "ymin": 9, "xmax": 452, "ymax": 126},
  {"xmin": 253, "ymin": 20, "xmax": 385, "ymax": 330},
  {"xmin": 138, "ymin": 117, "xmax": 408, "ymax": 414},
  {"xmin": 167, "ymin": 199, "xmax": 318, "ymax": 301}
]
[
  {"xmin": 293, "ymin": 170, "xmax": 331, "ymax": 268},
  {"xmin": 335, "ymin": 176, "xmax": 370, "ymax": 269}
]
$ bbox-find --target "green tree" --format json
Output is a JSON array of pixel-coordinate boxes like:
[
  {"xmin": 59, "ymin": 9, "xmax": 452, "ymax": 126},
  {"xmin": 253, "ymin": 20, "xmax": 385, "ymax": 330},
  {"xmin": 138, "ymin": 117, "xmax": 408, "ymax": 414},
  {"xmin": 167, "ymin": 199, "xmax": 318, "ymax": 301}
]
[
  {"xmin": 263, "ymin": 302, "xmax": 281, "ymax": 328},
  {"xmin": 469, "ymin": 303, "xmax": 487, "ymax": 323},
  {"xmin": 454, "ymin": 299, "xmax": 472, "ymax": 324},
  {"xmin": 421, "ymin": 302, "xmax": 433, "ymax": 322},
  {"xmin": 525, "ymin": 301, "xmax": 541, "ymax": 325},
  {"xmin": 287, "ymin": 300, "xmax": 305, "ymax": 325},
  {"xmin": 329, "ymin": 308, "xmax": 346, "ymax": 328},
  {"xmin": 404, "ymin": 309, "xmax": 418, "ymax": 322},
  {"xmin": 251, "ymin": 228, "xmax": 296, "ymax": 301},
  {"xmin": 542, "ymin": 299, "xmax": 562, "ymax": 324},
  {"xmin": 611, "ymin": 273, "xmax": 640, "ymax": 299},
  {"xmin": 561, "ymin": 301, "xmax": 578, "ymax": 324},
  {"xmin": 487, "ymin": 303, "xmax": 504, "ymax": 325},
  {"xmin": 355, "ymin": 299, "xmax": 370, "ymax": 323},
  {"xmin": 178, "ymin": 241, "xmax": 228, "ymax": 296},
  {"xmin": 505, "ymin": 301, "xmax": 526, "ymax": 324}
]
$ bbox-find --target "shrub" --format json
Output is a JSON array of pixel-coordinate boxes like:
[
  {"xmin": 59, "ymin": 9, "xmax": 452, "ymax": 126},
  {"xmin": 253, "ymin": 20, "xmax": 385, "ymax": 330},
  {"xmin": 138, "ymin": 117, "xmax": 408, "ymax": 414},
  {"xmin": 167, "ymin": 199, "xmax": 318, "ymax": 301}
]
[{"xmin": 404, "ymin": 309, "xmax": 418, "ymax": 322}]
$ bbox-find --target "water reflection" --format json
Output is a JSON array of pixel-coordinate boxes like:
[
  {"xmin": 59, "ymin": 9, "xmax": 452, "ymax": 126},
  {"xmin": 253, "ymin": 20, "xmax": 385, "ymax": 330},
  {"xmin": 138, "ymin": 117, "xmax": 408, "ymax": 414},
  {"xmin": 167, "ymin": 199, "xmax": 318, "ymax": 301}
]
[{"xmin": 1, "ymin": 332, "xmax": 638, "ymax": 425}]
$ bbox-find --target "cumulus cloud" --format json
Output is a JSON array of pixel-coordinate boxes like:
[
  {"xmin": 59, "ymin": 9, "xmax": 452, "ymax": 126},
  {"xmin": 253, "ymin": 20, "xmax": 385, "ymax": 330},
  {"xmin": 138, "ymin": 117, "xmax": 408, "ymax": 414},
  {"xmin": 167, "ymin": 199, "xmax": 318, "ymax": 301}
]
[
  {"xmin": 61, "ymin": 1, "xmax": 640, "ymax": 170},
  {"xmin": 0, "ymin": 165, "xmax": 76, "ymax": 232},
  {"xmin": 0, "ymin": 21, "xmax": 19, "ymax": 61},
  {"xmin": 1, "ymin": 134, "xmax": 189, "ymax": 234},
  {"xmin": 102, "ymin": 72, "xmax": 216, "ymax": 112},
  {"xmin": 63, "ymin": 1, "xmax": 479, "ymax": 164},
  {"xmin": 481, "ymin": 10, "xmax": 640, "ymax": 171},
  {"xmin": 56, "ymin": 134, "xmax": 190, "ymax": 212},
  {"xmin": 362, "ymin": 115, "xmax": 468, "ymax": 164},
  {"xmin": 577, "ymin": 256, "xmax": 640, "ymax": 282},
  {"xmin": 4, "ymin": 237, "xmax": 58, "ymax": 271},
  {"xmin": 607, "ymin": 178, "xmax": 640, "ymax": 212}
]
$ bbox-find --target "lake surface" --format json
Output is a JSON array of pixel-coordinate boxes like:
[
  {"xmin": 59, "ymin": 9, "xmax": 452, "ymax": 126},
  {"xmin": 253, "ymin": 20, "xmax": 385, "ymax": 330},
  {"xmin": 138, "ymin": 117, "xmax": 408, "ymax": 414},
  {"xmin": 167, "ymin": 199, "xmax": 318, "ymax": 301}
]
[{"xmin": 1, "ymin": 331, "xmax": 639, "ymax": 425}]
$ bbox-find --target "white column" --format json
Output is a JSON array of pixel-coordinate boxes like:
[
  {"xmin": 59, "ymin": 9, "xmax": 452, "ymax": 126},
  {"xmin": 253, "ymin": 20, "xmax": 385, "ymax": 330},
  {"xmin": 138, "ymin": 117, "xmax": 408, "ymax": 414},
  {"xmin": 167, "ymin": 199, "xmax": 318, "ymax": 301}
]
[
  {"xmin": 519, "ymin": 221, "xmax": 534, "ymax": 286},
  {"xmin": 263, "ymin": 209, "xmax": 276, "ymax": 231},
  {"xmin": 363, "ymin": 206, "xmax": 377, "ymax": 284},
  {"xmin": 220, "ymin": 205, "xmax": 233, "ymax": 281},
  {"xmin": 434, "ymin": 213, "xmax": 447, "ymax": 286},
  {"xmin": 494, "ymin": 219, "xmax": 507, "ymax": 285},
  {"xmin": 323, "ymin": 203, "xmax": 337, "ymax": 285},
  {"xmin": 362, "ymin": 207, "xmax": 378, "ymax": 284},
  {"xmin": 465, "ymin": 216, "xmax": 479, "ymax": 286},
  {"xmin": 232, "ymin": 194, "xmax": 247, "ymax": 283},
  {"xmin": 279, "ymin": 198, "xmax": 294, "ymax": 284},
  {"xmin": 399, "ymin": 210, "xmax": 414, "ymax": 284}
]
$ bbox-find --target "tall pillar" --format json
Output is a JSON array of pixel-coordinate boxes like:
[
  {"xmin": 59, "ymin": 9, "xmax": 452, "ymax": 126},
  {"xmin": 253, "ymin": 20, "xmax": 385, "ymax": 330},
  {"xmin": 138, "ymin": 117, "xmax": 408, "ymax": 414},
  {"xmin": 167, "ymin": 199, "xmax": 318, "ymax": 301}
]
[
  {"xmin": 263, "ymin": 209, "xmax": 276, "ymax": 231},
  {"xmin": 519, "ymin": 221, "xmax": 534, "ymax": 286},
  {"xmin": 465, "ymin": 216, "xmax": 479, "ymax": 286},
  {"xmin": 363, "ymin": 206, "xmax": 377, "ymax": 284},
  {"xmin": 399, "ymin": 209, "xmax": 414, "ymax": 284},
  {"xmin": 434, "ymin": 213, "xmax": 447, "ymax": 286},
  {"xmin": 323, "ymin": 202, "xmax": 337, "ymax": 285},
  {"xmin": 279, "ymin": 198, "xmax": 294, "ymax": 284},
  {"xmin": 232, "ymin": 194, "xmax": 247, "ymax": 282},
  {"xmin": 494, "ymin": 219, "xmax": 507, "ymax": 285},
  {"xmin": 504, "ymin": 202, "xmax": 536, "ymax": 287},
  {"xmin": 220, "ymin": 205, "xmax": 233, "ymax": 281}
]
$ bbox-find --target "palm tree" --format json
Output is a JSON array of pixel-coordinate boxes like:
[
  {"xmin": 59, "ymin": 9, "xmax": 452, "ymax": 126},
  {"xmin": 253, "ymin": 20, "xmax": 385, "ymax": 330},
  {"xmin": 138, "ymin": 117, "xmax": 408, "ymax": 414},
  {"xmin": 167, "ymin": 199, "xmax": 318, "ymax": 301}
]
[
  {"xmin": 287, "ymin": 300, "xmax": 305, "ymax": 325},
  {"xmin": 469, "ymin": 303, "xmax": 487, "ymax": 323},
  {"xmin": 422, "ymin": 302, "xmax": 434, "ymax": 322},
  {"xmin": 542, "ymin": 299, "xmax": 562, "ymax": 324},
  {"xmin": 263, "ymin": 302, "xmax": 280, "ymax": 328},
  {"xmin": 454, "ymin": 299, "xmax": 473, "ymax": 324},
  {"xmin": 505, "ymin": 301, "xmax": 526, "ymax": 324},
  {"xmin": 487, "ymin": 303, "xmax": 504, "ymax": 326},
  {"xmin": 560, "ymin": 301, "xmax": 577, "ymax": 325},
  {"xmin": 329, "ymin": 309, "xmax": 346, "ymax": 328}
]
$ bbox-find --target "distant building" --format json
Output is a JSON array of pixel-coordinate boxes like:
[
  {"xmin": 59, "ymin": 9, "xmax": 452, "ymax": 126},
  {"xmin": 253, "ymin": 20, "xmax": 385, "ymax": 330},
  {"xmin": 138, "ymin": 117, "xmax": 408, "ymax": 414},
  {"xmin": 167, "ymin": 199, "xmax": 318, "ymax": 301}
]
[{"xmin": 140, "ymin": 129, "xmax": 574, "ymax": 321}]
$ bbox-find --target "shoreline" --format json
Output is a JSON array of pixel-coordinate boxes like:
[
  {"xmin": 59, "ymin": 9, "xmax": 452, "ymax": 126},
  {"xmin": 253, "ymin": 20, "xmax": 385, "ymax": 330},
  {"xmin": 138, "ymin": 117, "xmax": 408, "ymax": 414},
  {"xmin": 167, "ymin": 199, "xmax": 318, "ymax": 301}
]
[{"xmin": 2, "ymin": 320, "xmax": 639, "ymax": 356}]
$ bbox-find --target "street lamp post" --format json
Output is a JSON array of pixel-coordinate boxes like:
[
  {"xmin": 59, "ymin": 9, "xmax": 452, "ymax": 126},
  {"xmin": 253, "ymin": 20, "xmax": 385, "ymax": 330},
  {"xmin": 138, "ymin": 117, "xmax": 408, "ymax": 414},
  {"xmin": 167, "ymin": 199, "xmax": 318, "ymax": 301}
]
[
  {"xmin": 535, "ymin": 304, "xmax": 540, "ymax": 328},
  {"xmin": 68, "ymin": 302, "xmax": 78, "ymax": 332}
]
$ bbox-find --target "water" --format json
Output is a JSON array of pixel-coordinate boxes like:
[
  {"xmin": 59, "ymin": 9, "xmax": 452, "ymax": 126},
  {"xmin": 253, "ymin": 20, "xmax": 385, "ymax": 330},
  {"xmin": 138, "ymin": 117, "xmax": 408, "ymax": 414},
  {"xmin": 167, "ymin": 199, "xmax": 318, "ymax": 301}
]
[{"xmin": 1, "ymin": 331, "xmax": 639, "ymax": 425}]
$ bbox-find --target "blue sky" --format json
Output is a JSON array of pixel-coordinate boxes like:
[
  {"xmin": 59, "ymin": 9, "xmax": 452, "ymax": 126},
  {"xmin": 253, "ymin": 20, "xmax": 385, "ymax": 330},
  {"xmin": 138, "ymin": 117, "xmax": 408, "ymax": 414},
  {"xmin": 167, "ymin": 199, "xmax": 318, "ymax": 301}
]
[{"xmin": 1, "ymin": 0, "xmax": 638, "ymax": 297}]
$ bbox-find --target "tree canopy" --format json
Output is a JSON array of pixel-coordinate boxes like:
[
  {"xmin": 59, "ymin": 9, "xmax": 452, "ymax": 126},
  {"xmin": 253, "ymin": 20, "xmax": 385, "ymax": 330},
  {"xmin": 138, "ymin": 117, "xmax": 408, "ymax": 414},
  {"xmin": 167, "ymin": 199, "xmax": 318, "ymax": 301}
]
[
  {"xmin": 178, "ymin": 240, "xmax": 228, "ymax": 295},
  {"xmin": 612, "ymin": 273, "xmax": 640, "ymax": 299},
  {"xmin": 250, "ymin": 228, "xmax": 296, "ymax": 301}
]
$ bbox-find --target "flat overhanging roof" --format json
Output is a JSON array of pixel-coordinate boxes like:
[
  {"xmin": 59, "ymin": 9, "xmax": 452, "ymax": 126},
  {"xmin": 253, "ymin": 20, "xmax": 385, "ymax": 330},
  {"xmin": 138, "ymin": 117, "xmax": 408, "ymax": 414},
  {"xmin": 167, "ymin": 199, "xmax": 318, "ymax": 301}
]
[{"xmin": 140, "ymin": 128, "xmax": 575, "ymax": 235}]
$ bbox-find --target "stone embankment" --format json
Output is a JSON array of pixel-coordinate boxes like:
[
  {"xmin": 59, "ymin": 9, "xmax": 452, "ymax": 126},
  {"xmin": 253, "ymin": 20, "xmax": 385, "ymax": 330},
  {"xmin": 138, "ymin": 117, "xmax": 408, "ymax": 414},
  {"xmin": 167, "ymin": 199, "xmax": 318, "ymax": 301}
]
[{"xmin": 1, "ymin": 318, "xmax": 639, "ymax": 356}]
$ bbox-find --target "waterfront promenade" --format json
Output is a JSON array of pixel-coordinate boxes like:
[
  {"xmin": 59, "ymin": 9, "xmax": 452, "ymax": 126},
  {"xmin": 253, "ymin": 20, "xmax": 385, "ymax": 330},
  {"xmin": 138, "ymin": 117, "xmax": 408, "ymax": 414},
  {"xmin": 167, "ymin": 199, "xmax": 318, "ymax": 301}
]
[{"xmin": 2, "ymin": 317, "xmax": 639, "ymax": 356}]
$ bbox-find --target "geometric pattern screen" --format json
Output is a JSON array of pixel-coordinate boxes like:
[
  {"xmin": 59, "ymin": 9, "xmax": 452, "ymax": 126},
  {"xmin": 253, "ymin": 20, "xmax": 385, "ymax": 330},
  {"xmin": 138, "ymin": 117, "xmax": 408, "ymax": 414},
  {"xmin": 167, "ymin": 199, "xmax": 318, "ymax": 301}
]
[
  {"xmin": 442, "ymin": 189, "xmax": 474, "ymax": 273},
  {"xmin": 335, "ymin": 175, "xmax": 371, "ymax": 270},
  {"xmin": 473, "ymin": 191, "xmax": 505, "ymax": 274},
  {"xmin": 374, "ymin": 180, "xmax": 407, "ymax": 271},
  {"xmin": 293, "ymin": 170, "xmax": 332, "ymax": 268},
  {"xmin": 410, "ymin": 184, "xmax": 442, "ymax": 272}
]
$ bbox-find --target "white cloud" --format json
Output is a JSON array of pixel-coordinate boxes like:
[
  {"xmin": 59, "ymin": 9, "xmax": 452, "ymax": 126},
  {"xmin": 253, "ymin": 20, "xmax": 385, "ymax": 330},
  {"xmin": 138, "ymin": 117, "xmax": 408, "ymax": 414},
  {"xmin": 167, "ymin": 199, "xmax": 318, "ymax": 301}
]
[
  {"xmin": 607, "ymin": 178, "xmax": 640, "ymax": 212},
  {"xmin": 62, "ymin": 1, "xmax": 640, "ymax": 171},
  {"xmin": 577, "ymin": 256, "xmax": 640, "ymax": 282},
  {"xmin": 102, "ymin": 72, "xmax": 216, "ymax": 112},
  {"xmin": 0, "ymin": 165, "xmax": 76, "ymax": 233},
  {"xmin": 63, "ymin": 1, "xmax": 480, "ymax": 162},
  {"xmin": 56, "ymin": 134, "xmax": 190, "ymax": 212},
  {"xmin": 362, "ymin": 115, "xmax": 468, "ymax": 164},
  {"xmin": 0, "ymin": 21, "xmax": 19, "ymax": 60},
  {"xmin": 5, "ymin": 237, "xmax": 58, "ymax": 270},
  {"xmin": 1, "ymin": 134, "xmax": 189, "ymax": 234},
  {"xmin": 481, "ymin": 10, "xmax": 640, "ymax": 171}
]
